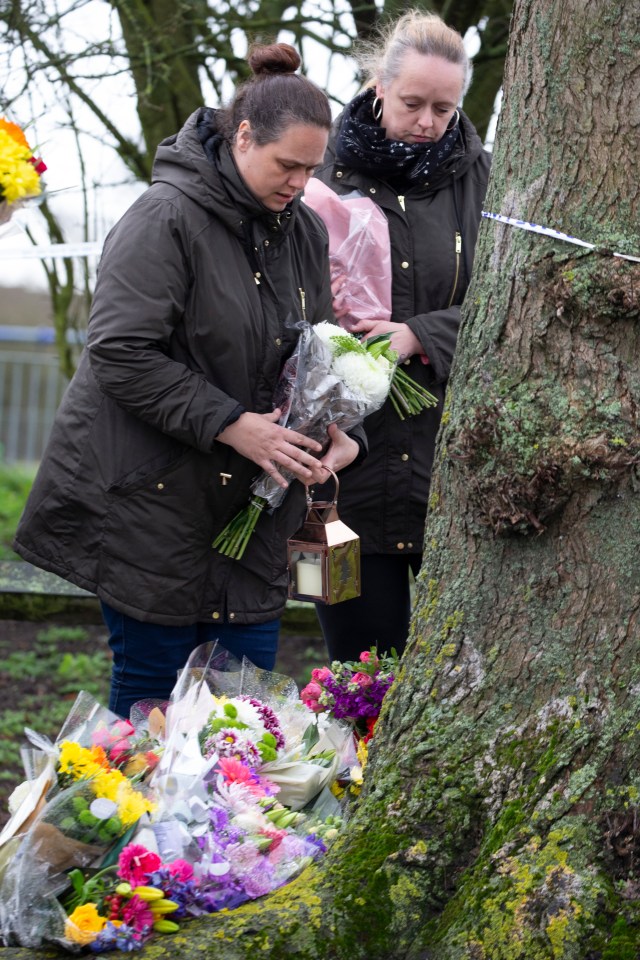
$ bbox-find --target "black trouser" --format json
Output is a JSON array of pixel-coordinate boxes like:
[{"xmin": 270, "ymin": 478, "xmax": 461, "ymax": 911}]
[{"xmin": 315, "ymin": 553, "xmax": 422, "ymax": 663}]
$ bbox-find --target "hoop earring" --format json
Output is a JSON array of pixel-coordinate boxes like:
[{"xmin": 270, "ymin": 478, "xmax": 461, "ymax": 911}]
[
  {"xmin": 446, "ymin": 109, "xmax": 460, "ymax": 132},
  {"xmin": 372, "ymin": 96, "xmax": 383, "ymax": 122}
]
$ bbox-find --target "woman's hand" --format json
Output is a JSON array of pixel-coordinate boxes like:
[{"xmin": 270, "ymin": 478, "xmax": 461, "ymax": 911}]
[
  {"xmin": 331, "ymin": 274, "xmax": 352, "ymax": 322},
  {"xmin": 349, "ymin": 318, "xmax": 424, "ymax": 362},
  {"xmin": 217, "ymin": 409, "xmax": 325, "ymax": 490},
  {"xmin": 316, "ymin": 423, "xmax": 360, "ymax": 482}
]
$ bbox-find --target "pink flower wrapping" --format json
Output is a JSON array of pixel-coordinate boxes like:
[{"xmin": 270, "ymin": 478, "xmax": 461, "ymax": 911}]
[{"xmin": 303, "ymin": 178, "xmax": 392, "ymax": 330}]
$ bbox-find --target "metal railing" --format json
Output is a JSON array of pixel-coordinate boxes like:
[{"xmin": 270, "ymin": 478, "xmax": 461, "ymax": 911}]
[{"xmin": 0, "ymin": 326, "xmax": 75, "ymax": 464}]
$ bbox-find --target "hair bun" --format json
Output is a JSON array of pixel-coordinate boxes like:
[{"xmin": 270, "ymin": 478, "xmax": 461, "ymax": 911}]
[{"xmin": 247, "ymin": 42, "xmax": 301, "ymax": 77}]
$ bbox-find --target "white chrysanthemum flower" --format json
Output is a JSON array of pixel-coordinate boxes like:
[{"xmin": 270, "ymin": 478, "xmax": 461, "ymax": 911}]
[
  {"xmin": 331, "ymin": 352, "xmax": 391, "ymax": 406},
  {"xmin": 232, "ymin": 699, "xmax": 267, "ymax": 737},
  {"xmin": 312, "ymin": 321, "xmax": 340, "ymax": 350}
]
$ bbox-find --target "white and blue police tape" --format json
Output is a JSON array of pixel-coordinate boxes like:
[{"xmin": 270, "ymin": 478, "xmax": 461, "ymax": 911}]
[
  {"xmin": 482, "ymin": 212, "xmax": 640, "ymax": 263},
  {"xmin": 0, "ymin": 240, "xmax": 103, "ymax": 261}
]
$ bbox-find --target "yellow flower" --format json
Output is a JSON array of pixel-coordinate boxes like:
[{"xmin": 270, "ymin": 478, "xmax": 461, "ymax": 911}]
[
  {"xmin": 93, "ymin": 768, "xmax": 155, "ymax": 827},
  {"xmin": 356, "ymin": 738, "xmax": 369, "ymax": 770},
  {"xmin": 58, "ymin": 741, "xmax": 106, "ymax": 781},
  {"xmin": 58, "ymin": 740, "xmax": 154, "ymax": 830},
  {"xmin": 65, "ymin": 903, "xmax": 106, "ymax": 946},
  {"xmin": 114, "ymin": 782, "xmax": 156, "ymax": 827},
  {"xmin": 0, "ymin": 129, "xmax": 41, "ymax": 204}
]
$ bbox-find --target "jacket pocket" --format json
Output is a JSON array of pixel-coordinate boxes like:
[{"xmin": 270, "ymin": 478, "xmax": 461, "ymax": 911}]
[{"xmin": 100, "ymin": 447, "xmax": 213, "ymax": 608}]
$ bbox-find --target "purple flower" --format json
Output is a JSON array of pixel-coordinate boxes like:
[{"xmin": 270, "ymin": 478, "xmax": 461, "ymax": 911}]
[
  {"xmin": 319, "ymin": 672, "xmax": 393, "ymax": 722},
  {"xmin": 208, "ymin": 806, "xmax": 230, "ymax": 833},
  {"xmin": 243, "ymin": 861, "xmax": 276, "ymax": 898},
  {"xmin": 225, "ymin": 841, "xmax": 260, "ymax": 877},
  {"xmin": 239, "ymin": 697, "xmax": 285, "ymax": 749},
  {"xmin": 90, "ymin": 921, "xmax": 143, "ymax": 953},
  {"xmin": 303, "ymin": 832, "xmax": 327, "ymax": 854},
  {"xmin": 146, "ymin": 866, "xmax": 199, "ymax": 917}
]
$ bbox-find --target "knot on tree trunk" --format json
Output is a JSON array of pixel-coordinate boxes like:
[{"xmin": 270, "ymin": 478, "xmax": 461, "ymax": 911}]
[{"xmin": 450, "ymin": 398, "xmax": 640, "ymax": 534}]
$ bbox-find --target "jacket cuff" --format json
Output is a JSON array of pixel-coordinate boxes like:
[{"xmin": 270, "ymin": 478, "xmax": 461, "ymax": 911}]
[{"xmin": 213, "ymin": 404, "xmax": 245, "ymax": 444}]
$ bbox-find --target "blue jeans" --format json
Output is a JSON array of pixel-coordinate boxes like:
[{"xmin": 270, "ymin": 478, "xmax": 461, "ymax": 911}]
[{"xmin": 100, "ymin": 602, "xmax": 280, "ymax": 719}]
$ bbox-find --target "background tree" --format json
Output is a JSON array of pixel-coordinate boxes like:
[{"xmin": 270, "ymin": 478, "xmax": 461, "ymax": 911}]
[
  {"xmin": 3, "ymin": 0, "xmax": 640, "ymax": 957},
  {"xmin": 0, "ymin": 0, "xmax": 510, "ymax": 371}
]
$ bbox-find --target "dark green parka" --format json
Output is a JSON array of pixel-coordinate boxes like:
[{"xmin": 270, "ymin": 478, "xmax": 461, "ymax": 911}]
[
  {"xmin": 312, "ymin": 110, "xmax": 491, "ymax": 555},
  {"xmin": 14, "ymin": 108, "xmax": 338, "ymax": 625}
]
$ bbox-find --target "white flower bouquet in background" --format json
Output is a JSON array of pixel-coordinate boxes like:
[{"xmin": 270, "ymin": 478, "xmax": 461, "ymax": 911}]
[{"xmin": 213, "ymin": 321, "xmax": 395, "ymax": 560}]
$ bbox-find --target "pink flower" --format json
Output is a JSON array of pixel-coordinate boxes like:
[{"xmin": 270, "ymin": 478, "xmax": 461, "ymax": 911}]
[
  {"xmin": 113, "ymin": 719, "xmax": 136, "ymax": 738},
  {"xmin": 92, "ymin": 719, "xmax": 136, "ymax": 765},
  {"xmin": 311, "ymin": 667, "xmax": 333, "ymax": 683},
  {"xmin": 218, "ymin": 756, "xmax": 253, "ymax": 784},
  {"xmin": 118, "ymin": 844, "xmax": 162, "ymax": 886},
  {"xmin": 121, "ymin": 894, "xmax": 154, "ymax": 933},
  {"xmin": 301, "ymin": 681, "xmax": 323, "ymax": 708},
  {"xmin": 300, "ymin": 682, "xmax": 325, "ymax": 713},
  {"xmin": 359, "ymin": 651, "xmax": 378, "ymax": 665},
  {"xmin": 217, "ymin": 757, "xmax": 278, "ymax": 797},
  {"xmin": 352, "ymin": 672, "xmax": 373, "ymax": 689},
  {"xmin": 109, "ymin": 738, "xmax": 133, "ymax": 764},
  {"xmin": 168, "ymin": 859, "xmax": 194, "ymax": 881}
]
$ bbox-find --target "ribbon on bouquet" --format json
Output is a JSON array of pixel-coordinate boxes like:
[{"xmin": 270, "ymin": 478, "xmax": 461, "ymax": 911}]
[{"xmin": 482, "ymin": 211, "xmax": 640, "ymax": 264}]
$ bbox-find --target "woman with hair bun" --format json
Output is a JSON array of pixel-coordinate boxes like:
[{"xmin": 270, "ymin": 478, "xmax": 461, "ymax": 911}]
[
  {"xmin": 312, "ymin": 11, "xmax": 491, "ymax": 662},
  {"xmin": 15, "ymin": 43, "xmax": 361, "ymax": 719}
]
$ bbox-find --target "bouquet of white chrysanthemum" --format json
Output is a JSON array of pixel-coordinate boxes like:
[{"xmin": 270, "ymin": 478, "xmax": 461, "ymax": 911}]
[{"xmin": 213, "ymin": 321, "xmax": 395, "ymax": 560}]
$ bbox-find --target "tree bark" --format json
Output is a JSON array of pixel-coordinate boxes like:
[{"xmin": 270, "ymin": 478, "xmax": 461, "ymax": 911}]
[
  {"xmin": 108, "ymin": 0, "xmax": 205, "ymax": 174},
  {"xmin": 2, "ymin": 1, "xmax": 640, "ymax": 958}
]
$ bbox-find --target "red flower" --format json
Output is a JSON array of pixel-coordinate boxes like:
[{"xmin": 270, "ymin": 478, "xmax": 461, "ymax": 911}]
[{"xmin": 362, "ymin": 715, "xmax": 378, "ymax": 743}]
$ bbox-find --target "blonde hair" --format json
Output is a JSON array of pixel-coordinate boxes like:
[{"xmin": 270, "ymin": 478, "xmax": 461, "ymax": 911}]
[{"xmin": 358, "ymin": 10, "xmax": 472, "ymax": 98}]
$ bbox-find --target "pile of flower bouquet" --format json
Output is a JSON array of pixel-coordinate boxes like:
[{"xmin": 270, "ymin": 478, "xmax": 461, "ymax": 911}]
[
  {"xmin": 0, "ymin": 642, "xmax": 394, "ymax": 953},
  {"xmin": 0, "ymin": 117, "xmax": 46, "ymax": 224},
  {"xmin": 301, "ymin": 649, "xmax": 398, "ymax": 797}
]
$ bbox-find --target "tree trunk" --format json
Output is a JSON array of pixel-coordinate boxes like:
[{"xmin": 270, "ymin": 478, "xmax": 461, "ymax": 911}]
[
  {"xmin": 2, "ymin": 1, "xmax": 639, "ymax": 958},
  {"xmin": 109, "ymin": 0, "xmax": 206, "ymax": 176}
]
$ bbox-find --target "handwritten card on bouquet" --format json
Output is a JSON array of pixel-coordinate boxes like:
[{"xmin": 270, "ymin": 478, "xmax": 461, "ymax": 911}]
[{"xmin": 303, "ymin": 178, "xmax": 392, "ymax": 329}]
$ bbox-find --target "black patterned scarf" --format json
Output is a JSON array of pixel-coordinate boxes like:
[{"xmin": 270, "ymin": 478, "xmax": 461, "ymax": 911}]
[{"xmin": 335, "ymin": 87, "xmax": 460, "ymax": 184}]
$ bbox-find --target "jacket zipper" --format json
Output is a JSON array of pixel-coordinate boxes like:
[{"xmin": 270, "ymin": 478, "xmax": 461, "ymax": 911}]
[
  {"xmin": 447, "ymin": 232, "xmax": 462, "ymax": 308},
  {"xmin": 398, "ymin": 195, "xmax": 406, "ymax": 211},
  {"xmin": 299, "ymin": 287, "xmax": 307, "ymax": 322}
]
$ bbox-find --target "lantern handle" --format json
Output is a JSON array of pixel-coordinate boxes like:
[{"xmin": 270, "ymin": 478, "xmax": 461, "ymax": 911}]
[{"xmin": 307, "ymin": 468, "xmax": 340, "ymax": 507}]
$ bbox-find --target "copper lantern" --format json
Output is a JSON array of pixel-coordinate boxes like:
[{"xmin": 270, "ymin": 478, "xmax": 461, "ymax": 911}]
[{"xmin": 287, "ymin": 472, "xmax": 360, "ymax": 605}]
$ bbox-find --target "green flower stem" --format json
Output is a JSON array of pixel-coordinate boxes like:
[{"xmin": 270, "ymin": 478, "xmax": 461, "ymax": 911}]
[
  {"xmin": 213, "ymin": 497, "xmax": 267, "ymax": 560},
  {"xmin": 61, "ymin": 864, "xmax": 118, "ymax": 913},
  {"xmin": 389, "ymin": 367, "xmax": 438, "ymax": 420}
]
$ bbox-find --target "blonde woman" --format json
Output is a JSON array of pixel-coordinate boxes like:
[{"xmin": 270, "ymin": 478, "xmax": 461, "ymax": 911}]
[{"xmin": 313, "ymin": 11, "xmax": 491, "ymax": 661}]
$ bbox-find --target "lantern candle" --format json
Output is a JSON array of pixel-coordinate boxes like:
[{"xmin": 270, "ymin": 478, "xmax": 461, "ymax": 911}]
[{"xmin": 296, "ymin": 556, "xmax": 323, "ymax": 597}]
